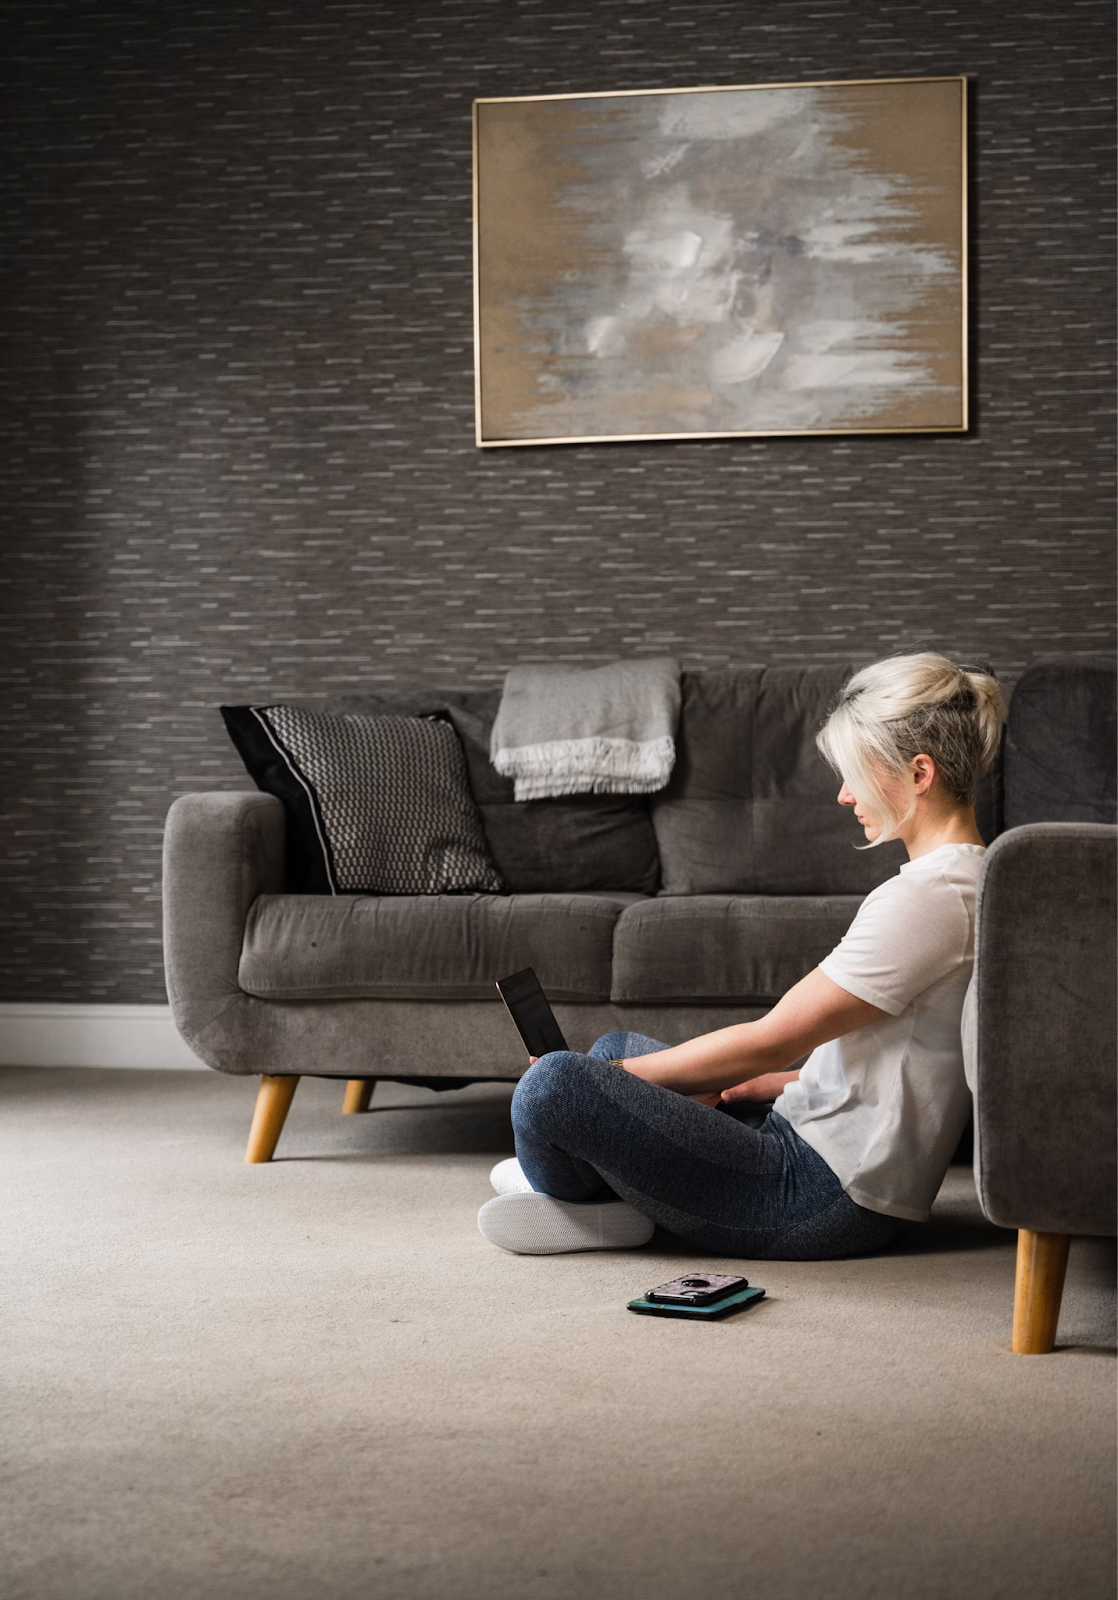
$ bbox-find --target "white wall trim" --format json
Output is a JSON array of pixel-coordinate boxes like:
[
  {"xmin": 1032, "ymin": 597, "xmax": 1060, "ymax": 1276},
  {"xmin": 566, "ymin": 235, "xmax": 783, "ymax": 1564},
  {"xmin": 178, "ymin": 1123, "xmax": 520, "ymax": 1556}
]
[{"xmin": 0, "ymin": 1004, "xmax": 209, "ymax": 1071}]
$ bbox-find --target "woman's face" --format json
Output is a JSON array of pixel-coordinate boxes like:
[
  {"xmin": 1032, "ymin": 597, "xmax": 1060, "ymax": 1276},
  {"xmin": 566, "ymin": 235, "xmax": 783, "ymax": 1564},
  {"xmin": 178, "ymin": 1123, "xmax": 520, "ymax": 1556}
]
[
  {"xmin": 838, "ymin": 758, "xmax": 934, "ymax": 844},
  {"xmin": 836, "ymin": 770, "xmax": 907, "ymax": 843},
  {"xmin": 837, "ymin": 779, "xmax": 881, "ymax": 841}
]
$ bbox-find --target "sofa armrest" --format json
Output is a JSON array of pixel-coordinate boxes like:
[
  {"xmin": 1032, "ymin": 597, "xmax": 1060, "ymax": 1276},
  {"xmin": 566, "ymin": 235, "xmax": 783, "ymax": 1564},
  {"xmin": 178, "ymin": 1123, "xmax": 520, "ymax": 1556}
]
[
  {"xmin": 967, "ymin": 822, "xmax": 1117, "ymax": 1235},
  {"xmin": 163, "ymin": 792, "xmax": 286, "ymax": 1052}
]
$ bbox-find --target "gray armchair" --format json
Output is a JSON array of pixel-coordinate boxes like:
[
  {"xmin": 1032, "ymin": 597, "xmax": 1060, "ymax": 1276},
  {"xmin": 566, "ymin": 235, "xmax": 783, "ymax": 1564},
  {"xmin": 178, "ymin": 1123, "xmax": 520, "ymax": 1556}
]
[{"xmin": 965, "ymin": 823, "xmax": 1117, "ymax": 1353}]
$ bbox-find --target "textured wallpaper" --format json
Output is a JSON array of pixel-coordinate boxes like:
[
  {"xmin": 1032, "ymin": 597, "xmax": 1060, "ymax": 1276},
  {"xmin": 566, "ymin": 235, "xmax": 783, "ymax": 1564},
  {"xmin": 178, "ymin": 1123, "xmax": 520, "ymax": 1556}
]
[{"xmin": 0, "ymin": 0, "xmax": 1114, "ymax": 1001}]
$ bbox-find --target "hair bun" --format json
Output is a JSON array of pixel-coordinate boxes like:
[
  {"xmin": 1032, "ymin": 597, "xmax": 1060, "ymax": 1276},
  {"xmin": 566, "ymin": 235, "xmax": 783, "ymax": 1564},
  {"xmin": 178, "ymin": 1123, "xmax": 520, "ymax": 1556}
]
[{"xmin": 960, "ymin": 667, "xmax": 1006, "ymax": 768}]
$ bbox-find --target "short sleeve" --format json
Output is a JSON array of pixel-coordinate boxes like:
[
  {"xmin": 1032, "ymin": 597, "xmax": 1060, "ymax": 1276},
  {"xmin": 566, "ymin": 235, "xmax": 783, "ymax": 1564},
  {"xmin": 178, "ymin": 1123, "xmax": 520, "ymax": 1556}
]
[
  {"xmin": 818, "ymin": 871, "xmax": 971, "ymax": 1016},
  {"xmin": 961, "ymin": 973, "xmax": 979, "ymax": 1093}
]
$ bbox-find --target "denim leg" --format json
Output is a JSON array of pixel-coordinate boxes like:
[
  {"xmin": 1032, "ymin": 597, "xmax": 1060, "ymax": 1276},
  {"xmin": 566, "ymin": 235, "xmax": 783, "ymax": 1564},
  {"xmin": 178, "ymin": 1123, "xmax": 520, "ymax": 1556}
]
[
  {"xmin": 511, "ymin": 1053, "xmax": 614, "ymax": 1201},
  {"xmin": 510, "ymin": 1053, "xmax": 899, "ymax": 1260},
  {"xmin": 511, "ymin": 1050, "xmax": 787, "ymax": 1248},
  {"xmin": 511, "ymin": 1035, "xmax": 670, "ymax": 1197}
]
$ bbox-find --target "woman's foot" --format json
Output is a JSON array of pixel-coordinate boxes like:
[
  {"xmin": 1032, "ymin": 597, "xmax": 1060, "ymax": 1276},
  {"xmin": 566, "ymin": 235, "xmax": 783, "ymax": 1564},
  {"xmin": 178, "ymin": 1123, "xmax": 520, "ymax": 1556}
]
[
  {"xmin": 489, "ymin": 1157, "xmax": 533, "ymax": 1195},
  {"xmin": 477, "ymin": 1192, "xmax": 655, "ymax": 1255}
]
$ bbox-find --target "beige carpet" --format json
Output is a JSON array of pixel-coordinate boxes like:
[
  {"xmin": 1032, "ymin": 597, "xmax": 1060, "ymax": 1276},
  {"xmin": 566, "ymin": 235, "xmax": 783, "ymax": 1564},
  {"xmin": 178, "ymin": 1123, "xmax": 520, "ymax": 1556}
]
[{"xmin": 1, "ymin": 1067, "xmax": 1114, "ymax": 1600}]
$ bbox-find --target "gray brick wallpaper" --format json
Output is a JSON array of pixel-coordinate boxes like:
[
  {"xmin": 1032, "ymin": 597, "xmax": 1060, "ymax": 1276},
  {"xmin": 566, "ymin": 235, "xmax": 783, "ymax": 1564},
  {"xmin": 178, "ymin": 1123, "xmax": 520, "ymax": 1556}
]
[{"xmin": 0, "ymin": 0, "xmax": 1114, "ymax": 1001}]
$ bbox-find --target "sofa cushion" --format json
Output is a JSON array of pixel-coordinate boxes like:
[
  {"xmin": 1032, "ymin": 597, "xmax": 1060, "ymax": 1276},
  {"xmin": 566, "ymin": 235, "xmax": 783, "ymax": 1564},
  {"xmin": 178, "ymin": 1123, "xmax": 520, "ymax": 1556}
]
[
  {"xmin": 1003, "ymin": 661, "xmax": 1117, "ymax": 828},
  {"xmin": 239, "ymin": 891, "xmax": 644, "ymax": 1001},
  {"xmin": 307, "ymin": 689, "xmax": 660, "ymax": 895},
  {"xmin": 220, "ymin": 704, "xmax": 502, "ymax": 896},
  {"xmin": 446, "ymin": 692, "xmax": 662, "ymax": 893},
  {"xmin": 610, "ymin": 895, "xmax": 864, "ymax": 1004},
  {"xmin": 650, "ymin": 667, "xmax": 909, "ymax": 895}
]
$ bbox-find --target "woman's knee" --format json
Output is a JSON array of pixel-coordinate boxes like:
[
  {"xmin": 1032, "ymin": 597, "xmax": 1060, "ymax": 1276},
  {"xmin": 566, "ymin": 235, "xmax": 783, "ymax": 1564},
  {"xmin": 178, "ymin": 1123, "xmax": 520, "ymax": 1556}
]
[{"xmin": 511, "ymin": 1050, "xmax": 588, "ymax": 1136}]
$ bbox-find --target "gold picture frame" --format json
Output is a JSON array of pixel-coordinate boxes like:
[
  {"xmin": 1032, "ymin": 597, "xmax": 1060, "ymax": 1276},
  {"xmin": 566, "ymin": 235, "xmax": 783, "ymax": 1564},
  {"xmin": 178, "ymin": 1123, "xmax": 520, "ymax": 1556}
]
[{"xmin": 473, "ymin": 75, "xmax": 967, "ymax": 448}]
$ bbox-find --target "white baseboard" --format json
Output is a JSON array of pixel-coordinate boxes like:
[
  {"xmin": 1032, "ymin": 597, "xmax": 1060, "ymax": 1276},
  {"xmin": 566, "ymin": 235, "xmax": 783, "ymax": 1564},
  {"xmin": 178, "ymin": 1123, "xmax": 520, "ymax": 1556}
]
[{"xmin": 0, "ymin": 1004, "xmax": 209, "ymax": 1071}]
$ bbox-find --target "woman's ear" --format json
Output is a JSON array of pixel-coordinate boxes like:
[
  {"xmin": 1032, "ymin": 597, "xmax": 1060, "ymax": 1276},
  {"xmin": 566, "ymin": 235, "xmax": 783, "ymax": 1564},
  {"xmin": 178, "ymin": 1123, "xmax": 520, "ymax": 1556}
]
[{"xmin": 911, "ymin": 754, "xmax": 937, "ymax": 795}]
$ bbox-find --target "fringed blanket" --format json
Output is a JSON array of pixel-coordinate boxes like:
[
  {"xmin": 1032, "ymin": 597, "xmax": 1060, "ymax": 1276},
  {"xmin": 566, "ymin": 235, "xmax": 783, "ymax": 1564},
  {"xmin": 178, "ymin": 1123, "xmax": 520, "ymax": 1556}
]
[{"xmin": 490, "ymin": 658, "xmax": 681, "ymax": 801}]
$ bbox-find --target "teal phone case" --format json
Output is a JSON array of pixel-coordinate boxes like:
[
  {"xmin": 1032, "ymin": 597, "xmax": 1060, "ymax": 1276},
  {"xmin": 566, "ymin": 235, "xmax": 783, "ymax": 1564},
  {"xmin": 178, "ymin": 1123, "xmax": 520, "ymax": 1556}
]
[{"xmin": 627, "ymin": 1284, "xmax": 766, "ymax": 1320}]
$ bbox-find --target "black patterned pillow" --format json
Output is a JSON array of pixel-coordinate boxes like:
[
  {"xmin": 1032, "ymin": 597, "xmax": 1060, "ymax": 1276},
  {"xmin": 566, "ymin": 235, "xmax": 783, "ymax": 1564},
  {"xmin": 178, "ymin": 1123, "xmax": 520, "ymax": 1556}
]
[{"xmin": 221, "ymin": 704, "xmax": 504, "ymax": 895}]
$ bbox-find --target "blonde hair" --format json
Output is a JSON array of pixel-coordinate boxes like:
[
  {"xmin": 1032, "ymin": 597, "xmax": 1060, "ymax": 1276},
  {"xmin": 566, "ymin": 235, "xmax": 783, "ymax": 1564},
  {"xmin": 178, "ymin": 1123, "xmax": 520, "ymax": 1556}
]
[{"xmin": 817, "ymin": 653, "xmax": 1006, "ymax": 846}]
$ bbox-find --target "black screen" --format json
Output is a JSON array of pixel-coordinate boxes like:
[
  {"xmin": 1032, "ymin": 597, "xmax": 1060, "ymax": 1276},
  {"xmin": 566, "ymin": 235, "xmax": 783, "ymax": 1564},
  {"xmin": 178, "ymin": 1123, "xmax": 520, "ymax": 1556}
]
[{"xmin": 495, "ymin": 968, "xmax": 569, "ymax": 1058}]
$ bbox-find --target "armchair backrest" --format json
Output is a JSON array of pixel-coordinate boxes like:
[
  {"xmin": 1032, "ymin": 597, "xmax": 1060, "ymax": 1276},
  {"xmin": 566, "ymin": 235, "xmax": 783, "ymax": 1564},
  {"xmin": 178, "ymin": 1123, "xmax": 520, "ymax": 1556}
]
[{"xmin": 965, "ymin": 822, "xmax": 1117, "ymax": 1236}]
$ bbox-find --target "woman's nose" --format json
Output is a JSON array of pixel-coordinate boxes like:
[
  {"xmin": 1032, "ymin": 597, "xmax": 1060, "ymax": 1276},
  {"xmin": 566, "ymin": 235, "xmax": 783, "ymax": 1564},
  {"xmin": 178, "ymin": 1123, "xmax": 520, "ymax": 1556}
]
[{"xmin": 837, "ymin": 783, "xmax": 856, "ymax": 807}]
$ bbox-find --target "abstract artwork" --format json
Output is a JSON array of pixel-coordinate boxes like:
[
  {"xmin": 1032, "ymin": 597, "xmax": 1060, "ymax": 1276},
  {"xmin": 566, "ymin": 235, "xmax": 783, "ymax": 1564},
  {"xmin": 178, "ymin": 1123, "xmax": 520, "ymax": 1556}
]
[{"xmin": 473, "ymin": 76, "xmax": 966, "ymax": 447}]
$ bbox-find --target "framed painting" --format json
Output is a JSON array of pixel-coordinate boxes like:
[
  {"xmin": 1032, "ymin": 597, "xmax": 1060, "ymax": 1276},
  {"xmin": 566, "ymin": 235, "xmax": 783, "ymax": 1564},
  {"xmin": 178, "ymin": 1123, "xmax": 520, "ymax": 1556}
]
[{"xmin": 473, "ymin": 75, "xmax": 967, "ymax": 447}]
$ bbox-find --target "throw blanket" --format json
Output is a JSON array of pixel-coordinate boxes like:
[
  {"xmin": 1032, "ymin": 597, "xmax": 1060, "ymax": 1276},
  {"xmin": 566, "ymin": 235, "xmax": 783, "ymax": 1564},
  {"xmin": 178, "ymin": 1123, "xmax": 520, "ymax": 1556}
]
[{"xmin": 490, "ymin": 658, "xmax": 681, "ymax": 801}]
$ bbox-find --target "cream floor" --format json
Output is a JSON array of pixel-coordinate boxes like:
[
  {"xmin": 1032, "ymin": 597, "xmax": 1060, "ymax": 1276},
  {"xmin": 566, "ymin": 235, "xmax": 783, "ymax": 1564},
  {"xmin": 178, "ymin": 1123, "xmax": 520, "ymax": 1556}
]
[{"xmin": 2, "ymin": 1067, "xmax": 1114, "ymax": 1600}]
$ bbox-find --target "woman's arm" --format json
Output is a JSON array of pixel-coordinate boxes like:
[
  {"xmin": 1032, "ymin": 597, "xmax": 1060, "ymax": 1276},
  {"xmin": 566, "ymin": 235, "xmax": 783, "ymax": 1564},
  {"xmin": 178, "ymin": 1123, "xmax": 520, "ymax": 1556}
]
[
  {"xmin": 619, "ymin": 968, "xmax": 887, "ymax": 1098},
  {"xmin": 721, "ymin": 1067, "xmax": 802, "ymax": 1105}
]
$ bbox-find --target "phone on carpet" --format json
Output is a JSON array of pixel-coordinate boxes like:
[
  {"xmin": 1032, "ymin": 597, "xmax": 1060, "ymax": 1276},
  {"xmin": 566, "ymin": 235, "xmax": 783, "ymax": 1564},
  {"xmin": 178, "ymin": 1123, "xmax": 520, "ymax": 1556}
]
[
  {"xmin": 628, "ymin": 1273, "xmax": 766, "ymax": 1320},
  {"xmin": 495, "ymin": 968, "xmax": 569, "ymax": 1060}
]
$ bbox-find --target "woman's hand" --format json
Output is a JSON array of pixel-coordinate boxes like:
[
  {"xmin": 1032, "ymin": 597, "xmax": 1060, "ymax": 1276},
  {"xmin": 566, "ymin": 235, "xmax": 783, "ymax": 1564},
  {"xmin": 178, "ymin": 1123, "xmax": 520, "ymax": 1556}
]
[{"xmin": 720, "ymin": 1068, "xmax": 801, "ymax": 1104}]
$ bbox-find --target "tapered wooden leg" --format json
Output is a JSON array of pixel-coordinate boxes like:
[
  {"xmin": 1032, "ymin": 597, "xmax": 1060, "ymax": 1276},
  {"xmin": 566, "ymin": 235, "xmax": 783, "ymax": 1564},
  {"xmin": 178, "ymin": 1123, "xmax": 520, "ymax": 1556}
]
[
  {"xmin": 343, "ymin": 1078, "xmax": 375, "ymax": 1115},
  {"xmin": 244, "ymin": 1075, "xmax": 300, "ymax": 1164},
  {"xmin": 1012, "ymin": 1229, "xmax": 1071, "ymax": 1354}
]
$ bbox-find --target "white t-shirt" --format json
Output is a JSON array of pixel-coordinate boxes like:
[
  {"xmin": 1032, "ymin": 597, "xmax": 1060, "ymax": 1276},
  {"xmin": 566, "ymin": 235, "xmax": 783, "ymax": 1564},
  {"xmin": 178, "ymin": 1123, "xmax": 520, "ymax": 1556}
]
[{"xmin": 772, "ymin": 842, "xmax": 985, "ymax": 1222}]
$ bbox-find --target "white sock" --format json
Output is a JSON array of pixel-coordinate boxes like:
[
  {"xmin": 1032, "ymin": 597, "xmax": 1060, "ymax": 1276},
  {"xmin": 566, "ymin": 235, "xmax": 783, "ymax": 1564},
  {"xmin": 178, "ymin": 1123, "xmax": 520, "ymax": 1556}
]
[
  {"xmin": 489, "ymin": 1157, "xmax": 533, "ymax": 1195},
  {"xmin": 477, "ymin": 1191, "xmax": 655, "ymax": 1255}
]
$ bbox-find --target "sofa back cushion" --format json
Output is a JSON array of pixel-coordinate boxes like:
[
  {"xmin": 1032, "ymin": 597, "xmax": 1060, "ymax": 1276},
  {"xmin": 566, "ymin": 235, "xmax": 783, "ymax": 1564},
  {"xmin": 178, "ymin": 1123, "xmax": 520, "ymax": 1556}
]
[
  {"xmin": 312, "ymin": 689, "xmax": 661, "ymax": 895},
  {"xmin": 1003, "ymin": 661, "xmax": 1117, "ymax": 829},
  {"xmin": 652, "ymin": 667, "xmax": 909, "ymax": 895}
]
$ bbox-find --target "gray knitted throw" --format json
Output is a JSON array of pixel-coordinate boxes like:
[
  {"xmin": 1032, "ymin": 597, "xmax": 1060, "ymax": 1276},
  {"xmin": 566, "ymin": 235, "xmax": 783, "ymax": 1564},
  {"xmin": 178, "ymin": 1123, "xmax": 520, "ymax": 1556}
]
[{"xmin": 490, "ymin": 658, "xmax": 681, "ymax": 801}]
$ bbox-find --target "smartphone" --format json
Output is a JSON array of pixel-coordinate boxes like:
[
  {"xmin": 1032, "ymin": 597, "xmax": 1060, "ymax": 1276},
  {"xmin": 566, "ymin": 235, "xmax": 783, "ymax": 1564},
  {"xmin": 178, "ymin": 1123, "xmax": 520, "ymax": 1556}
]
[
  {"xmin": 495, "ymin": 968, "xmax": 569, "ymax": 1060},
  {"xmin": 646, "ymin": 1273, "xmax": 749, "ymax": 1306},
  {"xmin": 627, "ymin": 1275, "xmax": 766, "ymax": 1321}
]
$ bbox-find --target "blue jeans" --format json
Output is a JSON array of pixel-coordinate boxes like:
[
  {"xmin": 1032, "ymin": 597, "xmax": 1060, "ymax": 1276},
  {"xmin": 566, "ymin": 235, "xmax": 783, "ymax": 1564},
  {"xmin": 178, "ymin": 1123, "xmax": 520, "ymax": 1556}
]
[{"xmin": 511, "ymin": 1033, "xmax": 900, "ymax": 1261}]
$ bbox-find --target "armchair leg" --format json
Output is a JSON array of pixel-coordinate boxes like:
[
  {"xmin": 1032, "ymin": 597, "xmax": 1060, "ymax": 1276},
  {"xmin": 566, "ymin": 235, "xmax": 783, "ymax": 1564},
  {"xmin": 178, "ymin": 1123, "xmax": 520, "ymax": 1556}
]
[
  {"xmin": 343, "ymin": 1079, "xmax": 375, "ymax": 1115},
  {"xmin": 1012, "ymin": 1229, "xmax": 1071, "ymax": 1354},
  {"xmin": 244, "ymin": 1075, "xmax": 300, "ymax": 1164}
]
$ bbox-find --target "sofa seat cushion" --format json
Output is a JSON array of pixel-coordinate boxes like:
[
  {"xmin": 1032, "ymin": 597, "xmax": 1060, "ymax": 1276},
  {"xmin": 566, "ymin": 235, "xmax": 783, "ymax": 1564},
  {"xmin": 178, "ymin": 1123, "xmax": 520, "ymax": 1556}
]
[
  {"xmin": 610, "ymin": 895, "xmax": 864, "ymax": 1004},
  {"xmin": 239, "ymin": 891, "xmax": 644, "ymax": 1002}
]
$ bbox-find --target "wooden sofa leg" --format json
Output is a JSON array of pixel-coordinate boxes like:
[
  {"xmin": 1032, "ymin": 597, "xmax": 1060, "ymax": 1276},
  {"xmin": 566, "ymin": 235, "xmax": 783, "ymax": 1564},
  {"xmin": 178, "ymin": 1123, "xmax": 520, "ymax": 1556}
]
[
  {"xmin": 343, "ymin": 1079, "xmax": 375, "ymax": 1115},
  {"xmin": 1012, "ymin": 1229, "xmax": 1071, "ymax": 1354},
  {"xmin": 244, "ymin": 1075, "xmax": 300, "ymax": 1164}
]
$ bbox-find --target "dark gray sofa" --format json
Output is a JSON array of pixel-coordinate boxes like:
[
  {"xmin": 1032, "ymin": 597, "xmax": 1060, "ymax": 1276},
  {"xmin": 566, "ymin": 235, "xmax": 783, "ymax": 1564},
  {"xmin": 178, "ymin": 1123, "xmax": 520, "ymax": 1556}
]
[{"xmin": 163, "ymin": 661, "xmax": 1115, "ymax": 1162}]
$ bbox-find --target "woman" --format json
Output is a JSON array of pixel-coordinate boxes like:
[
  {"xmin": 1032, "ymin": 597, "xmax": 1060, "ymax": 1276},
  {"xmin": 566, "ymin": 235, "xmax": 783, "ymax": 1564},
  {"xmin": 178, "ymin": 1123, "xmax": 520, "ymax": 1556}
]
[{"xmin": 477, "ymin": 653, "xmax": 1006, "ymax": 1260}]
